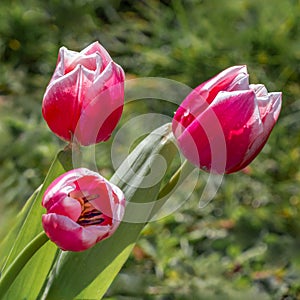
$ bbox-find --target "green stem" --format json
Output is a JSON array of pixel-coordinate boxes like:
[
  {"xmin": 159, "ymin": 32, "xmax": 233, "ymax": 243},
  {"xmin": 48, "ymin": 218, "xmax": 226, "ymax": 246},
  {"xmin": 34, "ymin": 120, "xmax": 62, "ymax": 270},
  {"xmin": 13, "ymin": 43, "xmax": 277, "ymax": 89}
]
[
  {"xmin": 149, "ymin": 159, "xmax": 195, "ymax": 219},
  {"xmin": 0, "ymin": 232, "xmax": 49, "ymax": 297},
  {"xmin": 158, "ymin": 159, "xmax": 195, "ymax": 199},
  {"xmin": 58, "ymin": 142, "xmax": 82, "ymax": 172}
]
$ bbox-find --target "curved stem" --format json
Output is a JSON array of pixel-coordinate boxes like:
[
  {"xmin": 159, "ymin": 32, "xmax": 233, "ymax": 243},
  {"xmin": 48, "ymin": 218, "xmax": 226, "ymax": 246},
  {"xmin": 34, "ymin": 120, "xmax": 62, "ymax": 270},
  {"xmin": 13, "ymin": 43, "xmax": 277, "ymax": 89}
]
[
  {"xmin": 0, "ymin": 232, "xmax": 49, "ymax": 297},
  {"xmin": 149, "ymin": 159, "xmax": 195, "ymax": 219},
  {"xmin": 58, "ymin": 142, "xmax": 82, "ymax": 172},
  {"xmin": 158, "ymin": 159, "xmax": 195, "ymax": 199}
]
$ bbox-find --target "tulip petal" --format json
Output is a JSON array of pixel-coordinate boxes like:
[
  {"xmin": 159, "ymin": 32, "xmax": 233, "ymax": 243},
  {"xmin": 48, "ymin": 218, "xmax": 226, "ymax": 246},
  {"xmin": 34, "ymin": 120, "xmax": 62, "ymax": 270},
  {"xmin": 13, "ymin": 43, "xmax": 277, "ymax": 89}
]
[
  {"xmin": 47, "ymin": 196, "xmax": 82, "ymax": 222},
  {"xmin": 173, "ymin": 65, "xmax": 250, "ymax": 139},
  {"xmin": 212, "ymin": 90, "xmax": 264, "ymax": 172},
  {"xmin": 177, "ymin": 90, "xmax": 263, "ymax": 173},
  {"xmin": 73, "ymin": 172, "xmax": 125, "ymax": 220},
  {"xmin": 82, "ymin": 41, "xmax": 112, "ymax": 71},
  {"xmin": 74, "ymin": 62, "xmax": 125, "ymax": 145},
  {"xmin": 49, "ymin": 47, "xmax": 77, "ymax": 82},
  {"xmin": 196, "ymin": 65, "xmax": 249, "ymax": 104},
  {"xmin": 250, "ymin": 84, "xmax": 268, "ymax": 97},
  {"xmin": 258, "ymin": 92, "xmax": 282, "ymax": 124},
  {"xmin": 74, "ymin": 175, "xmax": 113, "ymax": 217},
  {"xmin": 42, "ymin": 65, "xmax": 86, "ymax": 141},
  {"xmin": 43, "ymin": 168, "xmax": 91, "ymax": 210},
  {"xmin": 42, "ymin": 213, "xmax": 109, "ymax": 251},
  {"xmin": 231, "ymin": 92, "xmax": 282, "ymax": 172},
  {"xmin": 64, "ymin": 53, "xmax": 101, "ymax": 74}
]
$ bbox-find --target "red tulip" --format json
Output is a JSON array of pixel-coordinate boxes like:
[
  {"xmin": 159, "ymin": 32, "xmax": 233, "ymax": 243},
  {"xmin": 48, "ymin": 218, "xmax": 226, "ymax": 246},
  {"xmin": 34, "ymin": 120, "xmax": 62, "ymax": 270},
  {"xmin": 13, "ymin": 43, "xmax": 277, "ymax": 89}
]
[
  {"xmin": 172, "ymin": 65, "xmax": 282, "ymax": 174},
  {"xmin": 42, "ymin": 168, "xmax": 125, "ymax": 251},
  {"xmin": 42, "ymin": 42, "xmax": 125, "ymax": 146}
]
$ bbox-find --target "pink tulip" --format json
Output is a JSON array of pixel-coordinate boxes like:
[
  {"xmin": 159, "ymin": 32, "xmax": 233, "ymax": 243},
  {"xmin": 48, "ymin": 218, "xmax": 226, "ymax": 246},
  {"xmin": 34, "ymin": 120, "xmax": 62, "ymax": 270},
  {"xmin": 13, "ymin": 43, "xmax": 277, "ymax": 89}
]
[
  {"xmin": 42, "ymin": 168, "xmax": 125, "ymax": 251},
  {"xmin": 172, "ymin": 65, "xmax": 282, "ymax": 174},
  {"xmin": 42, "ymin": 41, "xmax": 125, "ymax": 146}
]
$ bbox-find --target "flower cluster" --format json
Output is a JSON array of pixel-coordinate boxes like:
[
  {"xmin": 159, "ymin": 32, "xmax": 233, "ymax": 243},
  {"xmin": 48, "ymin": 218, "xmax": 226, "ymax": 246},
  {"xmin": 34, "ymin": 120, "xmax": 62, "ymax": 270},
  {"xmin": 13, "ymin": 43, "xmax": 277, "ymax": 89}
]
[
  {"xmin": 41, "ymin": 42, "xmax": 126, "ymax": 251},
  {"xmin": 41, "ymin": 43, "xmax": 281, "ymax": 251}
]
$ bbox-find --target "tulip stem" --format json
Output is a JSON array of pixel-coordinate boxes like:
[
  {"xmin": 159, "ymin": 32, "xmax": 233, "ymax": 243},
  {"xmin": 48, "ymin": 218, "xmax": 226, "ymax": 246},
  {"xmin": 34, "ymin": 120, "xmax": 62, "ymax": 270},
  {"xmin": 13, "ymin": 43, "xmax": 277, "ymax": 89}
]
[
  {"xmin": 158, "ymin": 159, "xmax": 195, "ymax": 199},
  {"xmin": 57, "ymin": 142, "xmax": 82, "ymax": 172},
  {"xmin": 149, "ymin": 160, "xmax": 195, "ymax": 219},
  {"xmin": 0, "ymin": 231, "xmax": 49, "ymax": 297}
]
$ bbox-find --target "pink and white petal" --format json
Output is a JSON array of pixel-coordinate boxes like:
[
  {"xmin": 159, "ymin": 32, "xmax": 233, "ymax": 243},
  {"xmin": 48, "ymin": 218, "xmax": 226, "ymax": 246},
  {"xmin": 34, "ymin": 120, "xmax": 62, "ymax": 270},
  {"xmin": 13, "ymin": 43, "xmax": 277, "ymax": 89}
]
[
  {"xmin": 111, "ymin": 201, "xmax": 126, "ymax": 224},
  {"xmin": 202, "ymin": 90, "xmax": 262, "ymax": 133},
  {"xmin": 77, "ymin": 65, "xmax": 97, "ymax": 91},
  {"xmin": 231, "ymin": 93, "xmax": 280, "ymax": 173},
  {"xmin": 49, "ymin": 47, "xmax": 78, "ymax": 83},
  {"xmin": 43, "ymin": 191, "xmax": 67, "ymax": 211},
  {"xmin": 85, "ymin": 175, "xmax": 125, "ymax": 221},
  {"xmin": 64, "ymin": 53, "xmax": 100, "ymax": 74},
  {"xmin": 71, "ymin": 170, "xmax": 125, "ymax": 220},
  {"xmin": 110, "ymin": 183, "xmax": 126, "ymax": 206},
  {"xmin": 234, "ymin": 93, "xmax": 282, "ymax": 172},
  {"xmin": 198, "ymin": 65, "xmax": 247, "ymax": 91},
  {"xmin": 75, "ymin": 63, "xmax": 124, "ymax": 145},
  {"xmin": 233, "ymin": 131, "xmax": 271, "ymax": 173},
  {"xmin": 173, "ymin": 66, "xmax": 250, "ymax": 134},
  {"xmin": 43, "ymin": 213, "xmax": 112, "ymax": 251},
  {"xmin": 92, "ymin": 185, "xmax": 114, "ymax": 217},
  {"xmin": 172, "ymin": 91, "xmax": 208, "ymax": 133},
  {"xmin": 81, "ymin": 61, "xmax": 114, "ymax": 108},
  {"xmin": 83, "ymin": 61, "xmax": 125, "ymax": 109},
  {"xmin": 102, "ymin": 62, "xmax": 125, "ymax": 92},
  {"xmin": 60, "ymin": 47, "xmax": 80, "ymax": 70},
  {"xmin": 43, "ymin": 169, "xmax": 100, "ymax": 214},
  {"xmin": 47, "ymin": 196, "xmax": 82, "ymax": 221},
  {"xmin": 210, "ymin": 90, "xmax": 263, "ymax": 171},
  {"xmin": 42, "ymin": 169, "xmax": 85, "ymax": 208},
  {"xmin": 81, "ymin": 41, "xmax": 112, "ymax": 70},
  {"xmin": 227, "ymin": 73, "xmax": 249, "ymax": 91},
  {"xmin": 176, "ymin": 116, "xmax": 217, "ymax": 172},
  {"xmin": 178, "ymin": 90, "xmax": 263, "ymax": 173},
  {"xmin": 100, "ymin": 63, "xmax": 125, "ymax": 120},
  {"xmin": 42, "ymin": 66, "xmax": 86, "ymax": 141},
  {"xmin": 250, "ymin": 84, "xmax": 268, "ymax": 97},
  {"xmin": 259, "ymin": 92, "xmax": 282, "ymax": 125},
  {"xmin": 75, "ymin": 175, "xmax": 114, "ymax": 217},
  {"xmin": 81, "ymin": 224, "xmax": 111, "ymax": 245},
  {"xmin": 197, "ymin": 65, "xmax": 249, "ymax": 104},
  {"xmin": 42, "ymin": 214, "xmax": 99, "ymax": 251}
]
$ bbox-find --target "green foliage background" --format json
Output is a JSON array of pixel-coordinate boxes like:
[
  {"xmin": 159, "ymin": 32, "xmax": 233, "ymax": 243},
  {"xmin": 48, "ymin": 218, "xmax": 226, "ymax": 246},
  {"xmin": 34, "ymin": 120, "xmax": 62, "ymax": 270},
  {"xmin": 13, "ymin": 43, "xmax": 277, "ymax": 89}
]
[{"xmin": 0, "ymin": 0, "xmax": 299, "ymax": 299}]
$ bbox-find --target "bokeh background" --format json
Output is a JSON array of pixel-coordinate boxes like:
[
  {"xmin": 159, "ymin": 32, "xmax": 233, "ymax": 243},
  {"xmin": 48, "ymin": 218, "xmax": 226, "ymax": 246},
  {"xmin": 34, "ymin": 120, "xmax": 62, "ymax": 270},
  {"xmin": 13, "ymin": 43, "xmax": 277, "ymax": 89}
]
[{"xmin": 0, "ymin": 0, "xmax": 300, "ymax": 299}]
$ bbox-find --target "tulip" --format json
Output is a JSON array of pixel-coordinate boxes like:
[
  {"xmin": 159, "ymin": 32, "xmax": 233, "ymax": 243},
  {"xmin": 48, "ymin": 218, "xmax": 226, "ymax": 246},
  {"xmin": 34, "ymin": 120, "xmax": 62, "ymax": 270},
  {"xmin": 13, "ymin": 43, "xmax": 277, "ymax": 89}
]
[
  {"xmin": 42, "ymin": 168, "xmax": 125, "ymax": 251},
  {"xmin": 42, "ymin": 42, "xmax": 125, "ymax": 146},
  {"xmin": 172, "ymin": 65, "xmax": 282, "ymax": 174}
]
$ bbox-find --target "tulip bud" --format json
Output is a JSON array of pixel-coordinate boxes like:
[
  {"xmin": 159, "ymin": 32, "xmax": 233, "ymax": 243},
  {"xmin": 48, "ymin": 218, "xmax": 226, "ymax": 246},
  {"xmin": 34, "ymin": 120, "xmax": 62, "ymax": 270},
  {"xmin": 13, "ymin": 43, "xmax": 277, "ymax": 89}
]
[
  {"xmin": 42, "ymin": 41, "xmax": 125, "ymax": 146},
  {"xmin": 172, "ymin": 65, "xmax": 282, "ymax": 174},
  {"xmin": 42, "ymin": 168, "xmax": 125, "ymax": 251}
]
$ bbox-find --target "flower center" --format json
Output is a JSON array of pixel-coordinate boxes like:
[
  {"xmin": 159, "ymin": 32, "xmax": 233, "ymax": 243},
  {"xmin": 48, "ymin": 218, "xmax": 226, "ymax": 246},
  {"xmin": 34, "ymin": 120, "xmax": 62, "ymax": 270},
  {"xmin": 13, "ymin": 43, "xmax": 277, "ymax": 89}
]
[{"xmin": 69, "ymin": 191, "xmax": 111, "ymax": 226}]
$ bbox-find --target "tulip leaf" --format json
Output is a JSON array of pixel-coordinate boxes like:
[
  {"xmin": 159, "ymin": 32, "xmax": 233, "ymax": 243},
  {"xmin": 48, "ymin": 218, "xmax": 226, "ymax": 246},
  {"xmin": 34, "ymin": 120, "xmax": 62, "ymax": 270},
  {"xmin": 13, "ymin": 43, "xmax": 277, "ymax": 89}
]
[
  {"xmin": 0, "ymin": 146, "xmax": 73, "ymax": 299},
  {"xmin": 40, "ymin": 123, "xmax": 178, "ymax": 300},
  {"xmin": 0, "ymin": 186, "xmax": 40, "ymax": 270}
]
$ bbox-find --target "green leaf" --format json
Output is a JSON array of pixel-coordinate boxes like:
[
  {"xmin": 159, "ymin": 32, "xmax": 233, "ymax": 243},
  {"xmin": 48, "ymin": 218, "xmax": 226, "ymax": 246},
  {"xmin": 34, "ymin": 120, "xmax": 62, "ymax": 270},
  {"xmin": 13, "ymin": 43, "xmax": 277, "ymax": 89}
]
[
  {"xmin": 0, "ymin": 146, "xmax": 74, "ymax": 299},
  {"xmin": 41, "ymin": 123, "xmax": 178, "ymax": 300},
  {"xmin": 0, "ymin": 186, "xmax": 40, "ymax": 270}
]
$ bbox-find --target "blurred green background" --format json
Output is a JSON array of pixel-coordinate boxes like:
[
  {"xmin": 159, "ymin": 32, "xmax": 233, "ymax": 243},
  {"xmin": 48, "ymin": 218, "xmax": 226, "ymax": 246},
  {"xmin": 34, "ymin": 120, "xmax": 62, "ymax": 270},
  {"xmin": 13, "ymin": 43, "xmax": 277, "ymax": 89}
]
[{"xmin": 0, "ymin": 0, "xmax": 300, "ymax": 299}]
